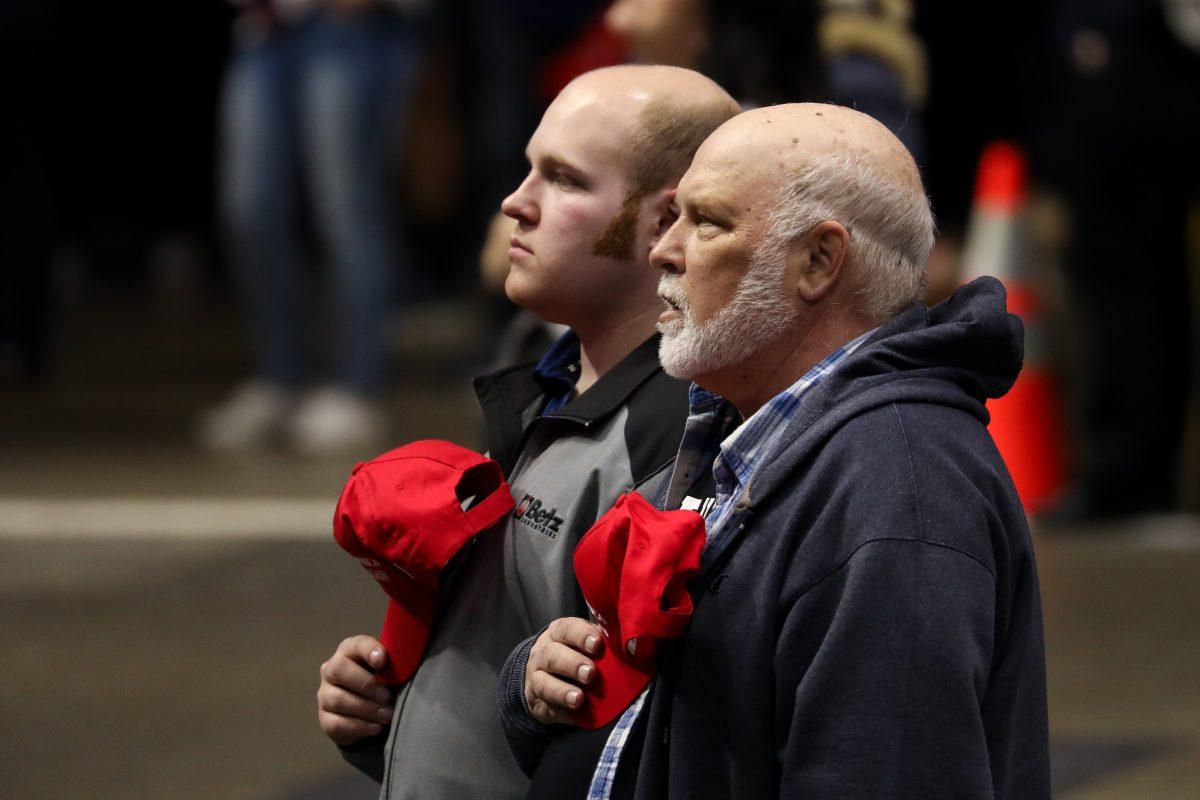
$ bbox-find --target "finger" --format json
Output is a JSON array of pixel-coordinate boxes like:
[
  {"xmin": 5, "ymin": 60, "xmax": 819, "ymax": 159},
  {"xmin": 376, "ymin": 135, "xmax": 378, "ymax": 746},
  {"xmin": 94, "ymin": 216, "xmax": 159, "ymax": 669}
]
[
  {"xmin": 318, "ymin": 709, "xmax": 384, "ymax": 745},
  {"xmin": 321, "ymin": 655, "xmax": 394, "ymax": 704},
  {"xmin": 540, "ymin": 641, "xmax": 596, "ymax": 686},
  {"xmin": 335, "ymin": 635, "xmax": 389, "ymax": 671},
  {"xmin": 317, "ymin": 683, "xmax": 395, "ymax": 725},
  {"xmin": 529, "ymin": 668, "xmax": 587, "ymax": 713},
  {"xmin": 528, "ymin": 695, "xmax": 575, "ymax": 726},
  {"xmin": 547, "ymin": 617, "xmax": 604, "ymax": 656}
]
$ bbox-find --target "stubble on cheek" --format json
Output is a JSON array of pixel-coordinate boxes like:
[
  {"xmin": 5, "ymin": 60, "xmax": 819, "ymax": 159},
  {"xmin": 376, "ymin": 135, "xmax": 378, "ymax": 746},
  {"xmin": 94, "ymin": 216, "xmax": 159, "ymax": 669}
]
[{"xmin": 591, "ymin": 196, "xmax": 640, "ymax": 261}]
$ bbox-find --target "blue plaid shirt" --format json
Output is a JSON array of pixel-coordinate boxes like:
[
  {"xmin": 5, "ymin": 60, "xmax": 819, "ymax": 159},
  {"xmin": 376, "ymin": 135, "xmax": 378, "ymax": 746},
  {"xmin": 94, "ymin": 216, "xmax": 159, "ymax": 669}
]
[{"xmin": 585, "ymin": 329, "xmax": 876, "ymax": 799}]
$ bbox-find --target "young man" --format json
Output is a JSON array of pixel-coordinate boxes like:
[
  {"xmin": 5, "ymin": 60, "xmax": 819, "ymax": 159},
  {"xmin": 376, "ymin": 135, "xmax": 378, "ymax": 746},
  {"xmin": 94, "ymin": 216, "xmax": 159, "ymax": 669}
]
[
  {"xmin": 504, "ymin": 104, "xmax": 1050, "ymax": 799},
  {"xmin": 315, "ymin": 65, "xmax": 739, "ymax": 799}
]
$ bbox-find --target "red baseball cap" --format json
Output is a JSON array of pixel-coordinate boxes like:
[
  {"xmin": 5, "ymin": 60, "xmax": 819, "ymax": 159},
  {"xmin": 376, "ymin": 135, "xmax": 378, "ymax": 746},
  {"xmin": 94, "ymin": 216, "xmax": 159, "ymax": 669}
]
[
  {"xmin": 333, "ymin": 439, "xmax": 515, "ymax": 685},
  {"xmin": 571, "ymin": 491, "xmax": 706, "ymax": 729}
]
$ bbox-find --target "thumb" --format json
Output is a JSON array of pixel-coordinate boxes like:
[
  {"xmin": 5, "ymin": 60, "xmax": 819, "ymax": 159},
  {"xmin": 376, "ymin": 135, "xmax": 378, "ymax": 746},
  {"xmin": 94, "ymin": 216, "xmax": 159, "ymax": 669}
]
[
  {"xmin": 626, "ymin": 637, "xmax": 657, "ymax": 659},
  {"xmin": 368, "ymin": 645, "xmax": 388, "ymax": 670}
]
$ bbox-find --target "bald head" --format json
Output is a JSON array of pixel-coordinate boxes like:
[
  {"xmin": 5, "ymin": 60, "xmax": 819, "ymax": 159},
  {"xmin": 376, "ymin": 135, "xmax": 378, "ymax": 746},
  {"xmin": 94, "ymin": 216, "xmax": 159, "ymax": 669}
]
[
  {"xmin": 697, "ymin": 102, "xmax": 934, "ymax": 320},
  {"xmin": 560, "ymin": 66, "xmax": 741, "ymax": 200},
  {"xmin": 563, "ymin": 63, "xmax": 734, "ymax": 103},
  {"xmin": 713, "ymin": 103, "xmax": 925, "ymax": 191}
]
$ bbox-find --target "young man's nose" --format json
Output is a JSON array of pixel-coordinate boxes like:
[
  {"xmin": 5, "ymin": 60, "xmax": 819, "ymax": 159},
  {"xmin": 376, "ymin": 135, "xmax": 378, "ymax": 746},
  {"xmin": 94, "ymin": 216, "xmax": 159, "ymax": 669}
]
[{"xmin": 501, "ymin": 175, "xmax": 539, "ymax": 226}]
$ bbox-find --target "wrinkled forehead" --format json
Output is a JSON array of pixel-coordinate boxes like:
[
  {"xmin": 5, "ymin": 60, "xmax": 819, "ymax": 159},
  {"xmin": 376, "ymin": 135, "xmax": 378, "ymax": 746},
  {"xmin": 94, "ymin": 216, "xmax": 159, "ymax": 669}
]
[{"xmin": 677, "ymin": 126, "xmax": 787, "ymax": 214}]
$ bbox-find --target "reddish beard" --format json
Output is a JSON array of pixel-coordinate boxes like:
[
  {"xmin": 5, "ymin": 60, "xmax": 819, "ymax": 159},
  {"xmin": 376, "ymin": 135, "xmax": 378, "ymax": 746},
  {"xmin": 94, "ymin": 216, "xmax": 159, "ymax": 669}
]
[{"xmin": 591, "ymin": 196, "xmax": 641, "ymax": 260}]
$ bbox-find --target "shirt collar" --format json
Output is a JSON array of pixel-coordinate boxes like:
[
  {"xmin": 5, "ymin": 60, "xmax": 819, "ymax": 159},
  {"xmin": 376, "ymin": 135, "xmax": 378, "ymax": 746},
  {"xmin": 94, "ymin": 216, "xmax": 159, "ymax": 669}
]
[
  {"xmin": 533, "ymin": 329, "xmax": 581, "ymax": 413},
  {"xmin": 686, "ymin": 382, "xmax": 725, "ymax": 412},
  {"xmin": 712, "ymin": 328, "xmax": 877, "ymax": 497}
]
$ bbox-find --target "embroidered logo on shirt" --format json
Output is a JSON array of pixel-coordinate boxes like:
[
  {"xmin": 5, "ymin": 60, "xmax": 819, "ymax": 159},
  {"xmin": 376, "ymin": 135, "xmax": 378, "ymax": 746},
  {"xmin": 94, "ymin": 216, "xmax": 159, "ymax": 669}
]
[{"xmin": 513, "ymin": 494, "xmax": 565, "ymax": 539}]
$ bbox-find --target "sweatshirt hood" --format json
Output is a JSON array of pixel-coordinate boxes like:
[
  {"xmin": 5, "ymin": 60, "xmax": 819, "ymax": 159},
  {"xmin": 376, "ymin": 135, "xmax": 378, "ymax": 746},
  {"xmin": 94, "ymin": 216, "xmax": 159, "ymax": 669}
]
[
  {"xmin": 745, "ymin": 277, "xmax": 1024, "ymax": 506},
  {"xmin": 837, "ymin": 275, "xmax": 1024, "ymax": 408}
]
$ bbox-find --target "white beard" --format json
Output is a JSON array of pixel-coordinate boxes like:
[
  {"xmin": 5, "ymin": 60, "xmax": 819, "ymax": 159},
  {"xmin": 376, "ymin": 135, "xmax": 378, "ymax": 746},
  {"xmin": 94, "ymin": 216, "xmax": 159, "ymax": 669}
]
[{"xmin": 657, "ymin": 243, "xmax": 797, "ymax": 380}]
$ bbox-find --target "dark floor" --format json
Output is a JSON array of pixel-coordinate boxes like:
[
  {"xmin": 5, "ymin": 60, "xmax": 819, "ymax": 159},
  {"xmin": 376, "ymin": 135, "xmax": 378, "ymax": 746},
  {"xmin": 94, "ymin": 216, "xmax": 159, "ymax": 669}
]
[{"xmin": 2, "ymin": 292, "xmax": 1198, "ymax": 799}]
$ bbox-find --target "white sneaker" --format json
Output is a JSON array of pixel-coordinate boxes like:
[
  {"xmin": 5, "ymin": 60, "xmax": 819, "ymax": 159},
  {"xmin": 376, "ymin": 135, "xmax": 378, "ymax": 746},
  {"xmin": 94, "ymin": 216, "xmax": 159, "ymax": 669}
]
[
  {"xmin": 197, "ymin": 380, "xmax": 296, "ymax": 451},
  {"xmin": 289, "ymin": 386, "xmax": 389, "ymax": 457}
]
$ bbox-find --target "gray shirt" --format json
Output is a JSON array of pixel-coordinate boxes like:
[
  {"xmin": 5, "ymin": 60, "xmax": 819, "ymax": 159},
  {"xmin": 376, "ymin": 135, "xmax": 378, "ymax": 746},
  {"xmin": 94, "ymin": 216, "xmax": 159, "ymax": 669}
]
[
  {"xmin": 334, "ymin": 335, "xmax": 688, "ymax": 797},
  {"xmin": 379, "ymin": 405, "xmax": 673, "ymax": 799}
]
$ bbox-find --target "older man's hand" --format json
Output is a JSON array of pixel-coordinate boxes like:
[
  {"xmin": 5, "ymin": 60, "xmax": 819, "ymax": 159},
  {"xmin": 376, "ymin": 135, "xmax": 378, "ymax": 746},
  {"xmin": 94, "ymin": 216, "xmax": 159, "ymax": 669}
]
[
  {"xmin": 524, "ymin": 617, "xmax": 603, "ymax": 725},
  {"xmin": 317, "ymin": 635, "xmax": 396, "ymax": 745}
]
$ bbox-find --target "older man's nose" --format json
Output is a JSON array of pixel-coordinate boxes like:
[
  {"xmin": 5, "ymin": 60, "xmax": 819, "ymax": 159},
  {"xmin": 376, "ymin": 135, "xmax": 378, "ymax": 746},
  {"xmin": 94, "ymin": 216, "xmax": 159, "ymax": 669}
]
[{"xmin": 649, "ymin": 221, "xmax": 684, "ymax": 274}]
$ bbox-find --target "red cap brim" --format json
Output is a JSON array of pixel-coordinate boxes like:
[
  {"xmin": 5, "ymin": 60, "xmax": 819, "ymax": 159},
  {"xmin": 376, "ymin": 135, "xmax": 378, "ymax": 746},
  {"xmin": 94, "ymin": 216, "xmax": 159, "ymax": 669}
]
[{"xmin": 376, "ymin": 592, "xmax": 436, "ymax": 686}]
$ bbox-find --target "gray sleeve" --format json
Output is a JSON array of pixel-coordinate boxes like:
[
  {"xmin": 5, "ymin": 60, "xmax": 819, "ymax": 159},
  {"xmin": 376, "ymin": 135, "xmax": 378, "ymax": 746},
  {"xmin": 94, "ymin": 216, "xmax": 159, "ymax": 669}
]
[{"xmin": 497, "ymin": 630, "xmax": 561, "ymax": 777}]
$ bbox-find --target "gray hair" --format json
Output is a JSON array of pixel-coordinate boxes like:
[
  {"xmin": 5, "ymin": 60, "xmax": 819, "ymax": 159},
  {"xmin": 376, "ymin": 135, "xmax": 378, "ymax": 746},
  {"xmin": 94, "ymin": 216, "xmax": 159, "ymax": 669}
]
[{"xmin": 760, "ymin": 152, "xmax": 935, "ymax": 321}]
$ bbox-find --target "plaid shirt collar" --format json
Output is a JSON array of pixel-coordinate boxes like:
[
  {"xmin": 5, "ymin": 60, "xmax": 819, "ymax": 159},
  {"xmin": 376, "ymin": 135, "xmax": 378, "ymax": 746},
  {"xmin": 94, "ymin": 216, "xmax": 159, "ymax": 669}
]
[
  {"xmin": 708, "ymin": 327, "xmax": 876, "ymax": 519},
  {"xmin": 663, "ymin": 328, "xmax": 876, "ymax": 531}
]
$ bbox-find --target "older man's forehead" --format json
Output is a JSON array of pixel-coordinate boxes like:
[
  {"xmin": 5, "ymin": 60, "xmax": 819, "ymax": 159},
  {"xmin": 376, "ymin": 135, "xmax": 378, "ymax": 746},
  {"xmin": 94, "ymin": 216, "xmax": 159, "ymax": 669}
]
[
  {"xmin": 677, "ymin": 179, "xmax": 744, "ymax": 219},
  {"xmin": 681, "ymin": 136, "xmax": 784, "ymax": 207}
]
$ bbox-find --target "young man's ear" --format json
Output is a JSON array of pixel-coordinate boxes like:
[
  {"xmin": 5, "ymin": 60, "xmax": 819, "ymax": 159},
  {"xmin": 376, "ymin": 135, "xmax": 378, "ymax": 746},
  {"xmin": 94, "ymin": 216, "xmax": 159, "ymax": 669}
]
[
  {"xmin": 648, "ymin": 188, "xmax": 679, "ymax": 247},
  {"xmin": 794, "ymin": 220, "xmax": 850, "ymax": 303}
]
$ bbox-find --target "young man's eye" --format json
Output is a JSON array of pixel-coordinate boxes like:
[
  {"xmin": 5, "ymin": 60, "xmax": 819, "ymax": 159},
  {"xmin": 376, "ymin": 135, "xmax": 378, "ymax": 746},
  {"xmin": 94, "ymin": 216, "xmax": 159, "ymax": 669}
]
[{"xmin": 553, "ymin": 173, "xmax": 581, "ymax": 189}]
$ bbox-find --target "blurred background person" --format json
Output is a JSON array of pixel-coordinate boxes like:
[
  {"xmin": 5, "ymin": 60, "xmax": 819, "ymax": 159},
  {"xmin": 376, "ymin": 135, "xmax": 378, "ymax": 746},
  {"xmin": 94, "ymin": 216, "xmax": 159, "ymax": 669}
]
[
  {"xmin": 603, "ymin": 0, "xmax": 926, "ymax": 158},
  {"xmin": 198, "ymin": 0, "xmax": 428, "ymax": 455},
  {"xmin": 1026, "ymin": 0, "xmax": 1200, "ymax": 518}
]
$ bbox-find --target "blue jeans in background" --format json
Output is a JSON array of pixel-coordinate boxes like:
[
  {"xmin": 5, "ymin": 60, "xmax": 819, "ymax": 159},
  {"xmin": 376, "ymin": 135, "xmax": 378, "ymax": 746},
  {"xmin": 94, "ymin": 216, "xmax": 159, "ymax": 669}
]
[{"xmin": 218, "ymin": 7, "xmax": 421, "ymax": 397}]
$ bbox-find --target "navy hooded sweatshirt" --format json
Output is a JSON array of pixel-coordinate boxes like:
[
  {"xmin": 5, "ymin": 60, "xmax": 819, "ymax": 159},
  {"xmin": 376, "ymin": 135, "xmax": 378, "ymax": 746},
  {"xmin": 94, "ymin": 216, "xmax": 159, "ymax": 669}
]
[{"xmin": 498, "ymin": 278, "xmax": 1051, "ymax": 799}]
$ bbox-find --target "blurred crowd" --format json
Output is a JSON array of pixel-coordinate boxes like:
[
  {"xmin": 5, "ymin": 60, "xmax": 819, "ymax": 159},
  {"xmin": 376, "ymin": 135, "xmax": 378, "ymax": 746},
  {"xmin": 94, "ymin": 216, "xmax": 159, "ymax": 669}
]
[{"xmin": 2, "ymin": 0, "xmax": 1198, "ymax": 518}]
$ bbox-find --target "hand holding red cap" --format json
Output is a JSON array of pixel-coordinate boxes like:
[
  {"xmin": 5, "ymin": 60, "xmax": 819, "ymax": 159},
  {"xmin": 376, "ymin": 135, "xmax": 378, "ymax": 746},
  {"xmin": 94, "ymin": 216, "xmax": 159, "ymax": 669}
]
[
  {"xmin": 571, "ymin": 491, "xmax": 706, "ymax": 729},
  {"xmin": 332, "ymin": 440, "xmax": 514, "ymax": 685}
]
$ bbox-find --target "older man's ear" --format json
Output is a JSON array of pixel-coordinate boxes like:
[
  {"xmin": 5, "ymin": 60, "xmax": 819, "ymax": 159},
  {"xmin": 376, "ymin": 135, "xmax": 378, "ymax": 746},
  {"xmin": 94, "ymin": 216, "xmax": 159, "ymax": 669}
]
[{"xmin": 793, "ymin": 220, "xmax": 851, "ymax": 304}]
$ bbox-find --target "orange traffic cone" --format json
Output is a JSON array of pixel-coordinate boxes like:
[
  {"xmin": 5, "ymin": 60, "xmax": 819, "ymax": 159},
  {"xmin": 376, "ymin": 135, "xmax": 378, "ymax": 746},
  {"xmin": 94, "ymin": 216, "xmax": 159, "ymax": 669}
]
[{"xmin": 961, "ymin": 141, "xmax": 1066, "ymax": 515}]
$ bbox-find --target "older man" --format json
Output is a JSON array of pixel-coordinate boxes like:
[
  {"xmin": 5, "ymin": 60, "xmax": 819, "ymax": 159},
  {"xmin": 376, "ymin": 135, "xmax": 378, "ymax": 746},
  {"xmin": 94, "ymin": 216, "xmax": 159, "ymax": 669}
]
[
  {"xmin": 501, "ymin": 104, "xmax": 1049, "ymax": 799},
  {"xmin": 315, "ymin": 66, "xmax": 738, "ymax": 799}
]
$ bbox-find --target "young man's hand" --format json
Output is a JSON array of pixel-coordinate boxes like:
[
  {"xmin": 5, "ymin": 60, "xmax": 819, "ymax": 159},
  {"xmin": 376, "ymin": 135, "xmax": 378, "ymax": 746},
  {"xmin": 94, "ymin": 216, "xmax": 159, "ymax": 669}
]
[
  {"xmin": 524, "ymin": 617, "xmax": 603, "ymax": 725},
  {"xmin": 317, "ymin": 635, "xmax": 395, "ymax": 745}
]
